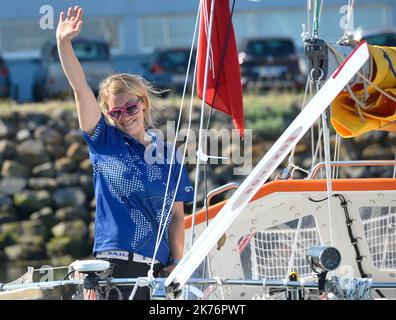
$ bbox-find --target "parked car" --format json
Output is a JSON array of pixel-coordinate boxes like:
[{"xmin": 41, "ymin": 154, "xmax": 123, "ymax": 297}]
[
  {"xmin": 238, "ymin": 37, "xmax": 304, "ymax": 91},
  {"xmin": 353, "ymin": 28, "xmax": 396, "ymax": 46},
  {"xmin": 143, "ymin": 48, "xmax": 196, "ymax": 96},
  {"xmin": 0, "ymin": 52, "xmax": 11, "ymax": 99},
  {"xmin": 33, "ymin": 39, "xmax": 112, "ymax": 101}
]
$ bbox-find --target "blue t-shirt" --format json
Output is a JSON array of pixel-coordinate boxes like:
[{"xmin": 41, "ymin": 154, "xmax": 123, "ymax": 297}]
[{"xmin": 82, "ymin": 115, "xmax": 194, "ymax": 265}]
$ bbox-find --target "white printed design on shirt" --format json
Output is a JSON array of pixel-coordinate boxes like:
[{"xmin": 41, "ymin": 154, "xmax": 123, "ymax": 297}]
[
  {"xmin": 93, "ymin": 153, "xmax": 145, "ymax": 203},
  {"xmin": 153, "ymin": 191, "xmax": 175, "ymax": 243},
  {"xmin": 147, "ymin": 163, "xmax": 162, "ymax": 182},
  {"xmin": 130, "ymin": 208, "xmax": 153, "ymax": 248},
  {"xmin": 92, "ymin": 150, "xmax": 178, "ymax": 251}
]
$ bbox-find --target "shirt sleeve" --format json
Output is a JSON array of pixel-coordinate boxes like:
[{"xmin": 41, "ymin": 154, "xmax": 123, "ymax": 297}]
[
  {"xmin": 81, "ymin": 114, "xmax": 118, "ymax": 154},
  {"xmin": 173, "ymin": 152, "xmax": 194, "ymax": 203}
]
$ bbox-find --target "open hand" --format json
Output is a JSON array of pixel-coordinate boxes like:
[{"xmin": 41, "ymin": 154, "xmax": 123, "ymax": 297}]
[{"xmin": 56, "ymin": 6, "xmax": 83, "ymax": 41}]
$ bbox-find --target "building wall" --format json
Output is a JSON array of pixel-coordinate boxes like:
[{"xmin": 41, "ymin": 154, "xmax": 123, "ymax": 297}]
[{"xmin": 0, "ymin": 0, "xmax": 394, "ymax": 102}]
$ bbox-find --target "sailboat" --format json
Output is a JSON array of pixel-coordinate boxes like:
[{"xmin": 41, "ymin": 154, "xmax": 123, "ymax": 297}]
[{"xmin": 1, "ymin": 0, "xmax": 396, "ymax": 300}]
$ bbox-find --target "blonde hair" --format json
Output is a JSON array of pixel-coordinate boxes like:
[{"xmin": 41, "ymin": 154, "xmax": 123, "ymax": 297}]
[{"xmin": 98, "ymin": 73, "xmax": 161, "ymax": 129}]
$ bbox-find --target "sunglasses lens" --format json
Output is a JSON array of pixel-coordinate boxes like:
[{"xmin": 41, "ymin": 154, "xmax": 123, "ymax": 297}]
[
  {"xmin": 125, "ymin": 104, "xmax": 138, "ymax": 115},
  {"xmin": 109, "ymin": 110, "xmax": 121, "ymax": 119}
]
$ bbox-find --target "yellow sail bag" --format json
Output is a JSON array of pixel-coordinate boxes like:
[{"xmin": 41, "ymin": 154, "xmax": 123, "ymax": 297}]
[{"xmin": 331, "ymin": 45, "xmax": 396, "ymax": 137}]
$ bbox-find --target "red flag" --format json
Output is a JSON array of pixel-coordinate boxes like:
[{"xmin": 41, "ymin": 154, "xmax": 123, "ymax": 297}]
[{"xmin": 197, "ymin": 0, "xmax": 244, "ymax": 138}]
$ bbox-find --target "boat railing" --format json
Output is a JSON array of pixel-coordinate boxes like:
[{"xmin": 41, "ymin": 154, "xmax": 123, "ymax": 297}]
[
  {"xmin": 204, "ymin": 182, "xmax": 239, "ymax": 207},
  {"xmin": 308, "ymin": 160, "xmax": 396, "ymax": 179},
  {"xmin": 2, "ymin": 277, "xmax": 396, "ymax": 292}
]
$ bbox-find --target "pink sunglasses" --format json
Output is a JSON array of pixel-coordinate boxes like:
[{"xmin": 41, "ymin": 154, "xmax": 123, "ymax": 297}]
[{"xmin": 107, "ymin": 99, "xmax": 142, "ymax": 121}]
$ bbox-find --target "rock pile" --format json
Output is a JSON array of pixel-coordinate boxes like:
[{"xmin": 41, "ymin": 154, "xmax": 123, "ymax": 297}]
[{"xmin": 0, "ymin": 110, "xmax": 93, "ymax": 264}]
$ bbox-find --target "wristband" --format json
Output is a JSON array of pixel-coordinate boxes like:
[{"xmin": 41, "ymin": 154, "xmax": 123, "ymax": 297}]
[{"xmin": 171, "ymin": 258, "xmax": 181, "ymax": 265}]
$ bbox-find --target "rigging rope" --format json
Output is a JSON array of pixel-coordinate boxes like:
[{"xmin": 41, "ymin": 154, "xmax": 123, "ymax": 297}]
[
  {"xmin": 148, "ymin": 1, "xmax": 201, "ymax": 277},
  {"xmin": 188, "ymin": 0, "xmax": 216, "ymax": 249},
  {"xmin": 286, "ymin": 216, "xmax": 303, "ymax": 277},
  {"xmin": 287, "ymin": 68, "xmax": 312, "ymax": 176},
  {"xmin": 307, "ymin": 0, "xmax": 312, "ymax": 36},
  {"xmin": 332, "ymin": 133, "xmax": 341, "ymax": 179},
  {"xmin": 380, "ymin": 153, "xmax": 396, "ymax": 269},
  {"xmin": 312, "ymin": 0, "xmax": 320, "ymax": 38}
]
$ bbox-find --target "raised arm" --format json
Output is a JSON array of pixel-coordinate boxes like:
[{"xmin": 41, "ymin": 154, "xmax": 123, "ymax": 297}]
[{"xmin": 56, "ymin": 6, "xmax": 101, "ymax": 134}]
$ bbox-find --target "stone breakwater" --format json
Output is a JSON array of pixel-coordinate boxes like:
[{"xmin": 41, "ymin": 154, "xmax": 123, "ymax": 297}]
[
  {"xmin": 0, "ymin": 105, "xmax": 395, "ymax": 269},
  {"xmin": 0, "ymin": 109, "xmax": 93, "ymax": 265}
]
